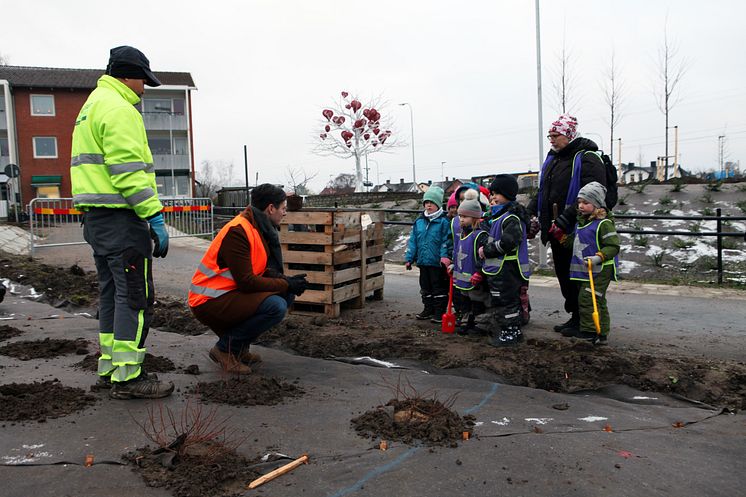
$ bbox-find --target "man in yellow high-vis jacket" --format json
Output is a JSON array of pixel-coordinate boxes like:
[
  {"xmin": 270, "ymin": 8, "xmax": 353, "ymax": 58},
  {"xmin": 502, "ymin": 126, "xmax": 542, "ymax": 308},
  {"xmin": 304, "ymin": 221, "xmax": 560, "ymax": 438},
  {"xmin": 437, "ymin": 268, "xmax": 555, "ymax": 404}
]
[{"xmin": 71, "ymin": 46, "xmax": 173, "ymax": 399}]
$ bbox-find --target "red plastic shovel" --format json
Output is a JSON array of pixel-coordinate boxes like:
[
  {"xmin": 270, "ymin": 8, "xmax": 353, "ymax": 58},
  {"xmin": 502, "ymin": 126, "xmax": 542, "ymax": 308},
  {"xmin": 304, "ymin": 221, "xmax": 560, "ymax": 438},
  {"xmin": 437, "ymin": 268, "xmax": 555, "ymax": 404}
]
[{"xmin": 442, "ymin": 273, "xmax": 456, "ymax": 333}]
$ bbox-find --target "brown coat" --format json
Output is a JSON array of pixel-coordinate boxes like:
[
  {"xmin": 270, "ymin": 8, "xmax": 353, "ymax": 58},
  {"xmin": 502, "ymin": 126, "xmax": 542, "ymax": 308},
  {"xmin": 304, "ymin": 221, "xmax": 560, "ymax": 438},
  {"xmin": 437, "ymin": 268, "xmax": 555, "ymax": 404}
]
[{"xmin": 190, "ymin": 208, "xmax": 289, "ymax": 335}]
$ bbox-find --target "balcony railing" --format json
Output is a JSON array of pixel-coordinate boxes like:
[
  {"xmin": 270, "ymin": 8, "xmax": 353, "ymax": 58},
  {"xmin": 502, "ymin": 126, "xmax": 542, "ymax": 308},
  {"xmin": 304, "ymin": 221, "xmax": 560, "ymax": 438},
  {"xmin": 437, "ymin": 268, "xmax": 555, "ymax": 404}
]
[{"xmin": 142, "ymin": 112, "xmax": 187, "ymax": 131}]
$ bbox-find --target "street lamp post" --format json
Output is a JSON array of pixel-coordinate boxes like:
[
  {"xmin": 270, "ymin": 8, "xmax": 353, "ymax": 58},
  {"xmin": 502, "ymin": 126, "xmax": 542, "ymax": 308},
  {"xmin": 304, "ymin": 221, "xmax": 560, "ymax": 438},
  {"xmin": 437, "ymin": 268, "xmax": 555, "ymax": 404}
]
[
  {"xmin": 399, "ymin": 102, "xmax": 416, "ymax": 185},
  {"xmin": 441, "ymin": 161, "xmax": 446, "ymax": 181}
]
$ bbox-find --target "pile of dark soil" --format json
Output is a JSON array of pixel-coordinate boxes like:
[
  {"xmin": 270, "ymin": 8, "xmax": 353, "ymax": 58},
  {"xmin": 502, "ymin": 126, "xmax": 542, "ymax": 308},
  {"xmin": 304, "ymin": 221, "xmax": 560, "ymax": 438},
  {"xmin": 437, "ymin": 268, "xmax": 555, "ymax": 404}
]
[
  {"xmin": 0, "ymin": 324, "xmax": 24, "ymax": 341},
  {"xmin": 0, "ymin": 252, "xmax": 98, "ymax": 307},
  {"xmin": 265, "ymin": 316, "xmax": 746, "ymax": 410},
  {"xmin": 0, "ymin": 337, "xmax": 89, "ymax": 360},
  {"xmin": 151, "ymin": 297, "xmax": 210, "ymax": 335},
  {"xmin": 0, "ymin": 379, "xmax": 97, "ymax": 422},
  {"xmin": 352, "ymin": 398, "xmax": 475, "ymax": 446},
  {"xmin": 73, "ymin": 352, "xmax": 177, "ymax": 373},
  {"xmin": 189, "ymin": 376, "xmax": 303, "ymax": 406},
  {"xmin": 123, "ymin": 442, "xmax": 261, "ymax": 497}
]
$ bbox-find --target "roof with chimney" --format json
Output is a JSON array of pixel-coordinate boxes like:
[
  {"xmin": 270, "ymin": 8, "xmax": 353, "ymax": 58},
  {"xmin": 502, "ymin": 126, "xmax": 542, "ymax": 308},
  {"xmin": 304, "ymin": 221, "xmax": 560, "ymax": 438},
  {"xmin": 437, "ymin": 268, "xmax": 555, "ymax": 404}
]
[{"xmin": 0, "ymin": 65, "xmax": 195, "ymax": 89}]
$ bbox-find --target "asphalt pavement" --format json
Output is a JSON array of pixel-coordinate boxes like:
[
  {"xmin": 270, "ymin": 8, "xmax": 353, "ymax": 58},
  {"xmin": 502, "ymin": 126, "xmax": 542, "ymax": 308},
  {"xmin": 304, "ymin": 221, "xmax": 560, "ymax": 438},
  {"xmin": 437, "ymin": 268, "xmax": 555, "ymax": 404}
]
[{"xmin": 1, "ymin": 296, "xmax": 744, "ymax": 497}]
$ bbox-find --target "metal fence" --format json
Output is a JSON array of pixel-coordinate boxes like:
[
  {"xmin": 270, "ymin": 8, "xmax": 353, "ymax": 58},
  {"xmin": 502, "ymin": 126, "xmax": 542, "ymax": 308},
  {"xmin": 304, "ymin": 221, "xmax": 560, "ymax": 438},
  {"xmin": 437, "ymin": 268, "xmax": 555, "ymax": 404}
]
[{"xmin": 27, "ymin": 197, "xmax": 213, "ymax": 255}]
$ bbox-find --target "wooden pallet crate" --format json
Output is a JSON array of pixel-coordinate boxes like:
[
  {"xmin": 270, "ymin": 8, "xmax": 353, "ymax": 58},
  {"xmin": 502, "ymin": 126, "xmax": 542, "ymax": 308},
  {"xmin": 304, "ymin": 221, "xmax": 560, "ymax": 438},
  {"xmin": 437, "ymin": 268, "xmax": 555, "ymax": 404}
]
[{"xmin": 280, "ymin": 209, "xmax": 385, "ymax": 317}]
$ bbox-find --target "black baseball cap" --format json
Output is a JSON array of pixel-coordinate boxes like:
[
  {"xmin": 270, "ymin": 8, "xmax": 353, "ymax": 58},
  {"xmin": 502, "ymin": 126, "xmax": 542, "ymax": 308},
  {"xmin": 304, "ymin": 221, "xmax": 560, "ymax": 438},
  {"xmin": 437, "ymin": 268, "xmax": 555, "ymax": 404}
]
[{"xmin": 106, "ymin": 46, "xmax": 161, "ymax": 87}]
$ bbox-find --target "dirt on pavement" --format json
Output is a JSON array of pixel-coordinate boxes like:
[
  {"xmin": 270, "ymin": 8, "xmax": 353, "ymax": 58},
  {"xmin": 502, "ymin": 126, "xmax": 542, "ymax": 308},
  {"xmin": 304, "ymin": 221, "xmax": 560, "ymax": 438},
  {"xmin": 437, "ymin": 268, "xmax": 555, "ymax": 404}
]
[
  {"xmin": 123, "ymin": 443, "xmax": 261, "ymax": 497},
  {"xmin": 73, "ymin": 352, "xmax": 178, "ymax": 374},
  {"xmin": 0, "ymin": 324, "xmax": 24, "ymax": 341},
  {"xmin": 151, "ymin": 296, "xmax": 210, "ymax": 335},
  {"xmin": 0, "ymin": 337, "xmax": 89, "ymax": 361},
  {"xmin": 263, "ymin": 315, "xmax": 746, "ymax": 411},
  {"xmin": 188, "ymin": 376, "xmax": 304, "ymax": 407},
  {"xmin": 0, "ymin": 379, "xmax": 97, "ymax": 422},
  {"xmin": 352, "ymin": 397, "xmax": 476, "ymax": 447}
]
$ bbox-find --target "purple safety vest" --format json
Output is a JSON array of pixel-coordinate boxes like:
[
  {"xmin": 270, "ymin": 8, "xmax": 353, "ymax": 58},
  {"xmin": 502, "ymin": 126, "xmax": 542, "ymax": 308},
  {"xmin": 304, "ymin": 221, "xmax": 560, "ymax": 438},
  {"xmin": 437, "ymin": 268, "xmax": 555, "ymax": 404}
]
[
  {"xmin": 482, "ymin": 212, "xmax": 531, "ymax": 280},
  {"xmin": 569, "ymin": 218, "xmax": 619, "ymax": 281},
  {"xmin": 453, "ymin": 229, "xmax": 483, "ymax": 291}
]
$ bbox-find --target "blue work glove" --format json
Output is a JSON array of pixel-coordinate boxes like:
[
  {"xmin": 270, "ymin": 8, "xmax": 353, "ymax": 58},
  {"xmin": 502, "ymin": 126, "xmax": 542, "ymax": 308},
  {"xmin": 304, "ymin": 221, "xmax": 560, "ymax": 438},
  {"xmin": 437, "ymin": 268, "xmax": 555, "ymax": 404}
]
[{"xmin": 147, "ymin": 213, "xmax": 169, "ymax": 258}]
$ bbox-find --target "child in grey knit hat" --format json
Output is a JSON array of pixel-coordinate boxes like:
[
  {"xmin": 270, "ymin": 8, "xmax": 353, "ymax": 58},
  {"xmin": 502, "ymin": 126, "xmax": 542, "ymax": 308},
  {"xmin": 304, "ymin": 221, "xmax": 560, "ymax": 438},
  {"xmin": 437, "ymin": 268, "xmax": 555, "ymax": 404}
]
[{"xmin": 560, "ymin": 181, "xmax": 621, "ymax": 344}]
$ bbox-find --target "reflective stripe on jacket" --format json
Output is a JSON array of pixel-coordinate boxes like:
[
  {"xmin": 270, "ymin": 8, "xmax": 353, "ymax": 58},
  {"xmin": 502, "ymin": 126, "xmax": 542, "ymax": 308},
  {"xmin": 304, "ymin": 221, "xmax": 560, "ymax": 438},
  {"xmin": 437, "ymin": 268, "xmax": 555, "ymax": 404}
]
[
  {"xmin": 70, "ymin": 75, "xmax": 162, "ymax": 219},
  {"xmin": 188, "ymin": 215, "xmax": 268, "ymax": 307}
]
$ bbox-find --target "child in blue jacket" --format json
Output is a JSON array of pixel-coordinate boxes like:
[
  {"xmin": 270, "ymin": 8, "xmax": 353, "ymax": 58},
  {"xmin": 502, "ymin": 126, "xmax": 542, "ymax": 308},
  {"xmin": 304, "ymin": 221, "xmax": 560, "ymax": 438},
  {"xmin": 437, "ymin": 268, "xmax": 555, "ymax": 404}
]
[{"xmin": 405, "ymin": 186, "xmax": 451, "ymax": 322}]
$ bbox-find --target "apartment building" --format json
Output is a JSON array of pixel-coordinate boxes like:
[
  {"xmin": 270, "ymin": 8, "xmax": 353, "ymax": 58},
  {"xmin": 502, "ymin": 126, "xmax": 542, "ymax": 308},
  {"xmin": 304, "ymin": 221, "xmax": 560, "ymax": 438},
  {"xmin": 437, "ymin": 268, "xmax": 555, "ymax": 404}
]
[{"xmin": 0, "ymin": 65, "xmax": 195, "ymax": 217}]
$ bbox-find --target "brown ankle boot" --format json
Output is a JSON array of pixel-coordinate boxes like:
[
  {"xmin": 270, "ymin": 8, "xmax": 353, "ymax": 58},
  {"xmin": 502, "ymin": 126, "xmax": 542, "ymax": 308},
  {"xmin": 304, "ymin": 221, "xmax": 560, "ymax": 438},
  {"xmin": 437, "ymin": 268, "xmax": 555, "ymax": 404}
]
[
  {"xmin": 209, "ymin": 346, "xmax": 252, "ymax": 374},
  {"xmin": 237, "ymin": 348, "xmax": 262, "ymax": 365}
]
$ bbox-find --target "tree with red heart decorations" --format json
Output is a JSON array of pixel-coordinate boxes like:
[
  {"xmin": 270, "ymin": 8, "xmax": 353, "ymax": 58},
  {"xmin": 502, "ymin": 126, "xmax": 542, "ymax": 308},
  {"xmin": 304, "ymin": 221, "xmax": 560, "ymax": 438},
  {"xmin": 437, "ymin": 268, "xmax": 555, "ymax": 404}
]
[{"xmin": 314, "ymin": 92, "xmax": 401, "ymax": 191}]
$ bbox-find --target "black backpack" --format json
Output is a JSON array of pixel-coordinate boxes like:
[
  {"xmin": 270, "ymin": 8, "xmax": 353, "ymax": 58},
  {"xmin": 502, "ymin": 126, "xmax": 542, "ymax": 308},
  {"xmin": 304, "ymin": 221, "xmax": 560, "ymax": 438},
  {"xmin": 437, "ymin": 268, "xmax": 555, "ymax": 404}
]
[{"xmin": 584, "ymin": 151, "xmax": 619, "ymax": 210}]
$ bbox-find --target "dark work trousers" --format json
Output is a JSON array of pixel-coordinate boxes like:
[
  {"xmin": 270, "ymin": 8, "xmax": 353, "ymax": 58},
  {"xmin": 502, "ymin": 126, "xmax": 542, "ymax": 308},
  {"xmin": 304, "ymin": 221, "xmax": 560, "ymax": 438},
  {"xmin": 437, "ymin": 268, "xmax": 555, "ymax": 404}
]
[
  {"xmin": 419, "ymin": 264, "xmax": 449, "ymax": 314},
  {"xmin": 487, "ymin": 262, "xmax": 524, "ymax": 330},
  {"xmin": 218, "ymin": 294, "xmax": 294, "ymax": 354},
  {"xmin": 550, "ymin": 238, "xmax": 579, "ymax": 315},
  {"xmin": 83, "ymin": 209, "xmax": 154, "ymax": 382}
]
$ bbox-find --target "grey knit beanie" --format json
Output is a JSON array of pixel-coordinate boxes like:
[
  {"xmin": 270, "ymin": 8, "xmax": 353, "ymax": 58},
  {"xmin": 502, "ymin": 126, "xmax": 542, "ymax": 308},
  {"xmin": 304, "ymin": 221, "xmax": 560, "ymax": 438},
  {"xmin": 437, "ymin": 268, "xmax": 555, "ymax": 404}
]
[
  {"xmin": 457, "ymin": 189, "xmax": 484, "ymax": 218},
  {"xmin": 577, "ymin": 181, "xmax": 607, "ymax": 209}
]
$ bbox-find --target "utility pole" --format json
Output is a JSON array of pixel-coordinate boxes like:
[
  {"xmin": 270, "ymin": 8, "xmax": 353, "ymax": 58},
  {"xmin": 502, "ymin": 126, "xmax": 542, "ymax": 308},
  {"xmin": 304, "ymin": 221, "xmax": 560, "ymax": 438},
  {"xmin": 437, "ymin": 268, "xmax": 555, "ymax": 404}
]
[
  {"xmin": 534, "ymin": 0, "xmax": 547, "ymax": 270},
  {"xmin": 673, "ymin": 125, "xmax": 679, "ymax": 179},
  {"xmin": 441, "ymin": 161, "xmax": 446, "ymax": 181},
  {"xmin": 617, "ymin": 137, "xmax": 622, "ymax": 184},
  {"xmin": 718, "ymin": 135, "xmax": 725, "ymax": 175},
  {"xmin": 243, "ymin": 144, "xmax": 249, "ymax": 205}
]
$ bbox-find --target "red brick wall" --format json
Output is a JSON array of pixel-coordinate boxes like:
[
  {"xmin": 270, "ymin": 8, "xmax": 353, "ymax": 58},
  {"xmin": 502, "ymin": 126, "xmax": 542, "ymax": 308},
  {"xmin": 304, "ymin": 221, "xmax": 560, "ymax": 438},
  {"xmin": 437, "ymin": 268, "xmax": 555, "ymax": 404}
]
[{"xmin": 13, "ymin": 88, "xmax": 89, "ymax": 205}]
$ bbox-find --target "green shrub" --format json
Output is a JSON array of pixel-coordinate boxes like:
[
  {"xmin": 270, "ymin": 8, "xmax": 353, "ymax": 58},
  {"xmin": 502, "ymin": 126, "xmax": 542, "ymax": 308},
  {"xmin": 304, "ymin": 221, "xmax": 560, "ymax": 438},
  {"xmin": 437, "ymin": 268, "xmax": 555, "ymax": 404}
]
[
  {"xmin": 670, "ymin": 180, "xmax": 687, "ymax": 193},
  {"xmin": 699, "ymin": 192, "xmax": 713, "ymax": 204},
  {"xmin": 617, "ymin": 194, "xmax": 629, "ymax": 206},
  {"xmin": 659, "ymin": 195, "xmax": 673, "ymax": 206},
  {"xmin": 633, "ymin": 235, "xmax": 649, "ymax": 247},
  {"xmin": 736, "ymin": 200, "xmax": 746, "ymax": 214},
  {"xmin": 630, "ymin": 181, "xmax": 651, "ymax": 194},
  {"xmin": 689, "ymin": 223, "xmax": 702, "ymax": 233},
  {"xmin": 649, "ymin": 249, "xmax": 666, "ymax": 267},
  {"xmin": 705, "ymin": 180, "xmax": 723, "ymax": 192},
  {"xmin": 653, "ymin": 208, "xmax": 672, "ymax": 215},
  {"xmin": 701, "ymin": 207, "xmax": 715, "ymax": 216},
  {"xmin": 721, "ymin": 237, "xmax": 740, "ymax": 250},
  {"xmin": 672, "ymin": 238, "xmax": 694, "ymax": 249}
]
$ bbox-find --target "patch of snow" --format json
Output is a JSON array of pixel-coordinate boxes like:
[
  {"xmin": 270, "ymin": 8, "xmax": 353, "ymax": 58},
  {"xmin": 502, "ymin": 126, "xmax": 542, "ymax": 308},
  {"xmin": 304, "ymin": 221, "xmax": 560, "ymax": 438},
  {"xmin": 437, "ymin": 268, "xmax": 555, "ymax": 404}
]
[
  {"xmin": 632, "ymin": 396, "xmax": 658, "ymax": 400},
  {"xmin": 351, "ymin": 356, "xmax": 400, "ymax": 368},
  {"xmin": 391, "ymin": 234, "xmax": 409, "ymax": 252},
  {"xmin": 578, "ymin": 416, "xmax": 608, "ymax": 422},
  {"xmin": 491, "ymin": 417, "xmax": 510, "ymax": 426},
  {"xmin": 524, "ymin": 417, "xmax": 553, "ymax": 425},
  {"xmin": 618, "ymin": 260, "xmax": 639, "ymax": 273}
]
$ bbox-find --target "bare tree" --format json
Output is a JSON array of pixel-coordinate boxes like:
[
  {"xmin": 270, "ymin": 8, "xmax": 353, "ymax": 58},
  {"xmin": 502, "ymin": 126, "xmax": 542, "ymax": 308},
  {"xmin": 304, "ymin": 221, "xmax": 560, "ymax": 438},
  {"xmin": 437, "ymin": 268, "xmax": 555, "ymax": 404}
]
[
  {"xmin": 313, "ymin": 91, "xmax": 400, "ymax": 192},
  {"xmin": 195, "ymin": 159, "xmax": 234, "ymax": 201},
  {"xmin": 602, "ymin": 50, "xmax": 624, "ymax": 161},
  {"xmin": 551, "ymin": 37, "xmax": 580, "ymax": 115},
  {"xmin": 0, "ymin": 52, "xmax": 8, "ymax": 65},
  {"xmin": 653, "ymin": 23, "xmax": 688, "ymax": 181},
  {"xmin": 325, "ymin": 173, "xmax": 357, "ymax": 192},
  {"xmin": 285, "ymin": 166, "xmax": 318, "ymax": 195}
]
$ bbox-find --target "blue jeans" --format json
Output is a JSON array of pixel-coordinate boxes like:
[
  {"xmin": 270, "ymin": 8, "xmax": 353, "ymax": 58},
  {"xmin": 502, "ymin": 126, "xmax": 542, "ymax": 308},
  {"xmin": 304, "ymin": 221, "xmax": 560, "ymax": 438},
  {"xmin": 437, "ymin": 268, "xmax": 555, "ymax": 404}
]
[{"xmin": 216, "ymin": 294, "xmax": 293, "ymax": 354}]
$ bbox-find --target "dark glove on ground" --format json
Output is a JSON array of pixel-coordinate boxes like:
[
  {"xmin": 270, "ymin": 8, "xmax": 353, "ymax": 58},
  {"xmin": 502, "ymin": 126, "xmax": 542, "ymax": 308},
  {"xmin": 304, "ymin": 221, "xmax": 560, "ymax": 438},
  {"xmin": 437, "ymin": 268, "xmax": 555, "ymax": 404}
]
[{"xmin": 286, "ymin": 274, "xmax": 308, "ymax": 296}]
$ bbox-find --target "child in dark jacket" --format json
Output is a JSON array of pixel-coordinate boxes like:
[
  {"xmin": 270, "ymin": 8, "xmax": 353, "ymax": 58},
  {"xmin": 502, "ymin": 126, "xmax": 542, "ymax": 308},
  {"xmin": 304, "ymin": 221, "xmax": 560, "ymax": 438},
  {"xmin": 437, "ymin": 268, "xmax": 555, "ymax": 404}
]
[
  {"xmin": 405, "ymin": 186, "xmax": 451, "ymax": 322},
  {"xmin": 478, "ymin": 175, "xmax": 532, "ymax": 347},
  {"xmin": 560, "ymin": 181, "xmax": 620, "ymax": 344}
]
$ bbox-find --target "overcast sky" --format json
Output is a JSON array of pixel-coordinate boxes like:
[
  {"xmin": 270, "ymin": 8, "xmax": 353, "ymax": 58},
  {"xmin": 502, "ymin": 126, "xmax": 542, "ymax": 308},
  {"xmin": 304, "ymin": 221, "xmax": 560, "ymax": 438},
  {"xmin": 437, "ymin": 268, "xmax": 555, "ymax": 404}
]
[{"xmin": 3, "ymin": 0, "xmax": 745, "ymax": 192}]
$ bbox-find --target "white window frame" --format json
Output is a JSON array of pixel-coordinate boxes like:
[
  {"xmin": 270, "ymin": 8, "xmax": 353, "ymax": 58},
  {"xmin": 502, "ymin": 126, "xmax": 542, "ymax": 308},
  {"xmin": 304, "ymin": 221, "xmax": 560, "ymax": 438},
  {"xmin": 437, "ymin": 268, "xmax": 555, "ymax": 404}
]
[
  {"xmin": 30, "ymin": 94, "xmax": 56, "ymax": 117},
  {"xmin": 33, "ymin": 136, "xmax": 58, "ymax": 158}
]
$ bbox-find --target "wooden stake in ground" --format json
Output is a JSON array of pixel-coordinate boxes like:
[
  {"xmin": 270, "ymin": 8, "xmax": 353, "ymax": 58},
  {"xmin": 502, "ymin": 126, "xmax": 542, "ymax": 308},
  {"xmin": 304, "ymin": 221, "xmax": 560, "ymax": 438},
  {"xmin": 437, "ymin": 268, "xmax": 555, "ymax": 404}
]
[{"xmin": 247, "ymin": 454, "xmax": 309, "ymax": 489}]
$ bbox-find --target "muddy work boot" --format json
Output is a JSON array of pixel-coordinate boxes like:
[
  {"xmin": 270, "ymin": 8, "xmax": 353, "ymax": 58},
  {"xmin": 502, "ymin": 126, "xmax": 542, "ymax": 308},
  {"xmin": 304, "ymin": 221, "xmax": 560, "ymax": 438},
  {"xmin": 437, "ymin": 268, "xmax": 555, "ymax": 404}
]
[
  {"xmin": 109, "ymin": 372, "xmax": 174, "ymax": 400},
  {"xmin": 209, "ymin": 346, "xmax": 252, "ymax": 374},
  {"xmin": 554, "ymin": 313, "xmax": 579, "ymax": 333},
  {"xmin": 573, "ymin": 330, "xmax": 608, "ymax": 345},
  {"xmin": 490, "ymin": 327, "xmax": 523, "ymax": 347},
  {"xmin": 236, "ymin": 348, "xmax": 263, "ymax": 365}
]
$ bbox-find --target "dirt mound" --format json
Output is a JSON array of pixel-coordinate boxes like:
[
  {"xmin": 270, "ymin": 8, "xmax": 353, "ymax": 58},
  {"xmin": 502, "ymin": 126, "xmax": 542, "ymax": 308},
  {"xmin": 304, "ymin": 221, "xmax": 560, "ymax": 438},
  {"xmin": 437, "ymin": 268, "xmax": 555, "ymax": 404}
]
[
  {"xmin": 73, "ymin": 352, "xmax": 177, "ymax": 373},
  {"xmin": 189, "ymin": 376, "xmax": 303, "ymax": 406},
  {"xmin": 0, "ymin": 379, "xmax": 97, "ymax": 422},
  {"xmin": 0, "ymin": 337, "xmax": 89, "ymax": 360},
  {"xmin": 265, "ymin": 317, "xmax": 746, "ymax": 410},
  {"xmin": 352, "ymin": 398, "xmax": 475, "ymax": 447},
  {"xmin": 0, "ymin": 252, "xmax": 99, "ymax": 307},
  {"xmin": 124, "ymin": 443, "xmax": 261, "ymax": 497},
  {"xmin": 151, "ymin": 297, "xmax": 210, "ymax": 335},
  {"xmin": 0, "ymin": 324, "xmax": 24, "ymax": 341}
]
